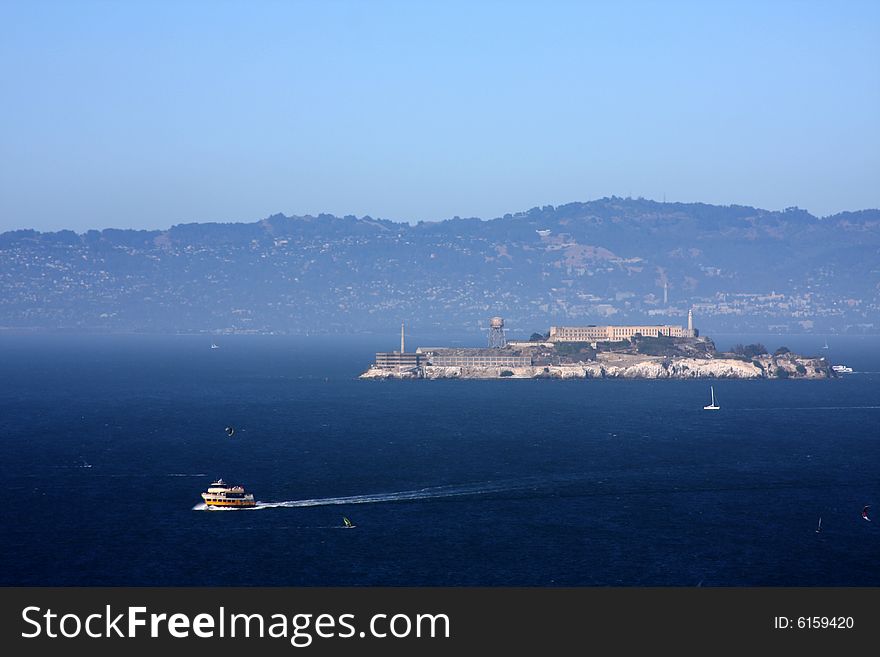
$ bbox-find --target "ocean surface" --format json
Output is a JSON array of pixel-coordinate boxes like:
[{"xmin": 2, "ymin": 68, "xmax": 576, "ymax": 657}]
[{"xmin": 1, "ymin": 333, "xmax": 878, "ymax": 586}]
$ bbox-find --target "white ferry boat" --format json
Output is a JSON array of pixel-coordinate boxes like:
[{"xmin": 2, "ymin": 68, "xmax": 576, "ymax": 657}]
[
  {"xmin": 201, "ymin": 479, "xmax": 255, "ymax": 508},
  {"xmin": 831, "ymin": 365, "xmax": 853, "ymax": 373}
]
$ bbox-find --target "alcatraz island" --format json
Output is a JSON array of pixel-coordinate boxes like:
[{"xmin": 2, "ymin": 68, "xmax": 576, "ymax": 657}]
[{"xmin": 360, "ymin": 311, "xmax": 831, "ymax": 380}]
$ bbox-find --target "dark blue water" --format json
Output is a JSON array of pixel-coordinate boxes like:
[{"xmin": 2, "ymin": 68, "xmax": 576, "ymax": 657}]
[{"xmin": 1, "ymin": 334, "xmax": 878, "ymax": 586}]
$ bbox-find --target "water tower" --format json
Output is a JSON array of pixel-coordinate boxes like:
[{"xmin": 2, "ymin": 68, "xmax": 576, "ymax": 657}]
[{"xmin": 488, "ymin": 316, "xmax": 507, "ymax": 349}]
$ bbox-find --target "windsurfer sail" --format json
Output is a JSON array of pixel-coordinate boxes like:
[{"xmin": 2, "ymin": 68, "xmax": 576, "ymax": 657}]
[
  {"xmin": 862, "ymin": 506, "xmax": 871, "ymax": 522},
  {"xmin": 342, "ymin": 516, "xmax": 355, "ymax": 528},
  {"xmin": 815, "ymin": 517, "xmax": 822, "ymax": 533}
]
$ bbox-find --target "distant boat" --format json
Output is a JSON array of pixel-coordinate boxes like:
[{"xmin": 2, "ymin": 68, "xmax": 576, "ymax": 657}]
[
  {"xmin": 862, "ymin": 506, "xmax": 871, "ymax": 522},
  {"xmin": 201, "ymin": 479, "xmax": 255, "ymax": 508},
  {"xmin": 225, "ymin": 426, "xmax": 235, "ymax": 437},
  {"xmin": 703, "ymin": 386, "xmax": 720, "ymax": 410},
  {"xmin": 211, "ymin": 343, "xmax": 220, "ymax": 349},
  {"xmin": 831, "ymin": 365, "xmax": 853, "ymax": 373},
  {"xmin": 821, "ymin": 339, "xmax": 829, "ymax": 350},
  {"xmin": 815, "ymin": 517, "xmax": 822, "ymax": 533},
  {"xmin": 342, "ymin": 516, "xmax": 355, "ymax": 528}
]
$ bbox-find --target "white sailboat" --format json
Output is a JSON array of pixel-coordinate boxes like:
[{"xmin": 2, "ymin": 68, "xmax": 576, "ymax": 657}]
[
  {"xmin": 703, "ymin": 386, "xmax": 720, "ymax": 410},
  {"xmin": 211, "ymin": 342, "xmax": 220, "ymax": 349},
  {"xmin": 821, "ymin": 338, "xmax": 829, "ymax": 350}
]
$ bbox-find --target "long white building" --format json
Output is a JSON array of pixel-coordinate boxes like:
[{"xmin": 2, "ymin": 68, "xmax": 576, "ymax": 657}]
[{"xmin": 549, "ymin": 312, "xmax": 696, "ymax": 343}]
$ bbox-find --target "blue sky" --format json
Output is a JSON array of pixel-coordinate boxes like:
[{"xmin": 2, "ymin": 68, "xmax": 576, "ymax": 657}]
[{"xmin": 1, "ymin": 0, "xmax": 878, "ymax": 232}]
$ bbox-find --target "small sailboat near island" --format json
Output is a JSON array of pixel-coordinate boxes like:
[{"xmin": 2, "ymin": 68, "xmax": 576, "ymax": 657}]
[
  {"xmin": 703, "ymin": 386, "xmax": 720, "ymax": 410},
  {"xmin": 342, "ymin": 516, "xmax": 356, "ymax": 528}
]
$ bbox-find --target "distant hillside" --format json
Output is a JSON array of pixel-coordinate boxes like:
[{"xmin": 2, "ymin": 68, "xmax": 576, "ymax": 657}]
[{"xmin": 1, "ymin": 198, "xmax": 878, "ymax": 335}]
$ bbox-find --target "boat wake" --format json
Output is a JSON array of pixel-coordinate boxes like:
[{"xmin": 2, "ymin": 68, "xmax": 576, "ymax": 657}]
[
  {"xmin": 192, "ymin": 473, "xmax": 871, "ymax": 512},
  {"xmin": 251, "ymin": 480, "xmax": 537, "ymax": 510}
]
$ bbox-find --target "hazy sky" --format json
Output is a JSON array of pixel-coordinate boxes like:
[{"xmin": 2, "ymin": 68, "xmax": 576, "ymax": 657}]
[{"xmin": 1, "ymin": 1, "xmax": 878, "ymax": 232}]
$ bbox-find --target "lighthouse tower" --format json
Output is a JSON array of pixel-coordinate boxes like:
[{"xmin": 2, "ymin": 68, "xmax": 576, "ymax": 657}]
[{"xmin": 687, "ymin": 308, "xmax": 694, "ymax": 336}]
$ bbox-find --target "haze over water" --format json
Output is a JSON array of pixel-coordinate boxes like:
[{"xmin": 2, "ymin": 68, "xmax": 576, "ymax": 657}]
[{"xmin": 1, "ymin": 334, "xmax": 878, "ymax": 586}]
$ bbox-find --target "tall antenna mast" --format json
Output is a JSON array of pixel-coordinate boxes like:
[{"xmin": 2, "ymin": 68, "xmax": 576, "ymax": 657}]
[{"xmin": 400, "ymin": 321, "xmax": 405, "ymax": 353}]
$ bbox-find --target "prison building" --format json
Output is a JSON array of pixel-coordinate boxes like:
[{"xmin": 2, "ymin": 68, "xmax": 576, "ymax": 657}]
[{"xmin": 548, "ymin": 324, "xmax": 694, "ymax": 342}]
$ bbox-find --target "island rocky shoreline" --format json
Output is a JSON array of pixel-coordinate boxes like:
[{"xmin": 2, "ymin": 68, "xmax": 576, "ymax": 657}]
[{"xmin": 361, "ymin": 351, "xmax": 832, "ymax": 380}]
